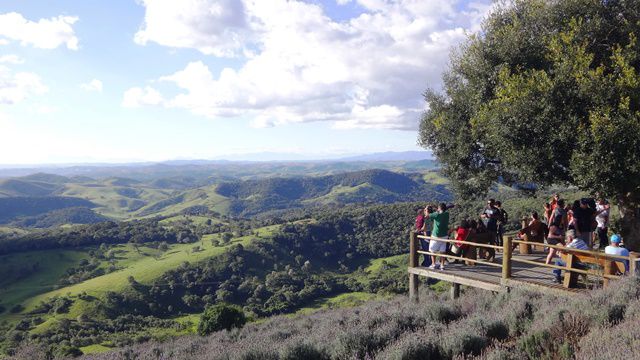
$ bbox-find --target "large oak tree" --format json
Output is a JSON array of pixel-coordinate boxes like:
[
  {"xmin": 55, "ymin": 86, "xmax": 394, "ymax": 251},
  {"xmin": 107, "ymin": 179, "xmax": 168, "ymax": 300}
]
[{"xmin": 419, "ymin": 0, "xmax": 640, "ymax": 249}]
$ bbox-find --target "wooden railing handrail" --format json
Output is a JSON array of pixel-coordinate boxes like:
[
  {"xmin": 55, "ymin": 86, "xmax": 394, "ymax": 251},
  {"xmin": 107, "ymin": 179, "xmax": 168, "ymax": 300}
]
[
  {"xmin": 416, "ymin": 250, "xmax": 502, "ymax": 268},
  {"xmin": 509, "ymin": 257, "xmax": 621, "ymax": 279},
  {"xmin": 416, "ymin": 235, "xmax": 502, "ymax": 250},
  {"xmin": 513, "ymin": 239, "xmax": 635, "ymax": 261}
]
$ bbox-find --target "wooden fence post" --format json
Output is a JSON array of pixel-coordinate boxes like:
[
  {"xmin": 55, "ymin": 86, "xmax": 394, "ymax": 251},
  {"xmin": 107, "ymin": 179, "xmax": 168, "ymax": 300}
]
[
  {"xmin": 409, "ymin": 231, "xmax": 419, "ymax": 302},
  {"xmin": 630, "ymin": 252, "xmax": 638, "ymax": 276},
  {"xmin": 519, "ymin": 217, "xmax": 530, "ymax": 255},
  {"xmin": 450, "ymin": 283, "xmax": 460, "ymax": 299},
  {"xmin": 502, "ymin": 236, "xmax": 512, "ymax": 281}
]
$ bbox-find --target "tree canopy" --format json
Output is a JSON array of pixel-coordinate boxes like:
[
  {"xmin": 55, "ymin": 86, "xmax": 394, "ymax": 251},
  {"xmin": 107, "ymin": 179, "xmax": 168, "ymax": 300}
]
[{"xmin": 419, "ymin": 0, "xmax": 640, "ymax": 248}]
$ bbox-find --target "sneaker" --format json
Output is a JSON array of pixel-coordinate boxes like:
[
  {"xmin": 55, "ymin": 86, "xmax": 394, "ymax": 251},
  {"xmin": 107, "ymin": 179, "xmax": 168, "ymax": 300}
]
[
  {"xmin": 553, "ymin": 276, "xmax": 562, "ymax": 284},
  {"xmin": 428, "ymin": 264, "xmax": 436, "ymax": 270},
  {"xmin": 439, "ymin": 265, "xmax": 445, "ymax": 271}
]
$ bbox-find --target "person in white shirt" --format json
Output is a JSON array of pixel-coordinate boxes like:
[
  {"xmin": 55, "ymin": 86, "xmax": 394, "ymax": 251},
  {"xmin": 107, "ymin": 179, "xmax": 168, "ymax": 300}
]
[
  {"xmin": 596, "ymin": 198, "xmax": 610, "ymax": 250},
  {"xmin": 552, "ymin": 229, "xmax": 589, "ymax": 283},
  {"xmin": 605, "ymin": 234, "xmax": 629, "ymax": 273}
]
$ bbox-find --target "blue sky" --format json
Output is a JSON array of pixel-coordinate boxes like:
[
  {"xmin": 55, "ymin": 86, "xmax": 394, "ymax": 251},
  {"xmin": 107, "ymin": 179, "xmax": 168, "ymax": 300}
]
[{"xmin": 0, "ymin": 0, "xmax": 492, "ymax": 164}]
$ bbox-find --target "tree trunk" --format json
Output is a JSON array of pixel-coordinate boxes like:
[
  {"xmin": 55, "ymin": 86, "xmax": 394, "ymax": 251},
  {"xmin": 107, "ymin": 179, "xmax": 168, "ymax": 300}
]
[{"xmin": 617, "ymin": 193, "xmax": 640, "ymax": 252}]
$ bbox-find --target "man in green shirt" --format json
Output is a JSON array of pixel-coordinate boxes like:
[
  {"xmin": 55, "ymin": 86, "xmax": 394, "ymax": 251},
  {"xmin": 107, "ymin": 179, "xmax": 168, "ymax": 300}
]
[{"xmin": 428, "ymin": 203, "xmax": 450, "ymax": 270}]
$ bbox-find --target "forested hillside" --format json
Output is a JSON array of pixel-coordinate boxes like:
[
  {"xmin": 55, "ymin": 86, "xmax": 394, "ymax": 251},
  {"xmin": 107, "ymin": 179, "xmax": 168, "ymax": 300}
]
[
  {"xmin": 0, "ymin": 168, "xmax": 450, "ymax": 225},
  {"xmin": 0, "ymin": 200, "xmax": 422, "ymax": 357},
  {"xmin": 217, "ymin": 169, "xmax": 451, "ymax": 215}
]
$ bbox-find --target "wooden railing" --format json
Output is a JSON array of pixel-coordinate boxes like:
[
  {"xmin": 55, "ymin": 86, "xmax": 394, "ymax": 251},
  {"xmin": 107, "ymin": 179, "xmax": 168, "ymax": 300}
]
[{"xmin": 408, "ymin": 231, "xmax": 640, "ymax": 300}]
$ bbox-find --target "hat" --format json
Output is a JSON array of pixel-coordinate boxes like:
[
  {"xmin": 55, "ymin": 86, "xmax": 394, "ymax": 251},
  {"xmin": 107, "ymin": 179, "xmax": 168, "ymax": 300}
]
[{"xmin": 610, "ymin": 234, "xmax": 622, "ymax": 244}]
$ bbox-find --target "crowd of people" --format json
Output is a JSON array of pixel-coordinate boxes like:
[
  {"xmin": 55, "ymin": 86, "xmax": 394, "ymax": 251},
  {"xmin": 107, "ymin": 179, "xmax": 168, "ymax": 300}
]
[
  {"xmin": 414, "ymin": 199, "xmax": 508, "ymax": 270},
  {"xmin": 414, "ymin": 194, "xmax": 630, "ymax": 284}
]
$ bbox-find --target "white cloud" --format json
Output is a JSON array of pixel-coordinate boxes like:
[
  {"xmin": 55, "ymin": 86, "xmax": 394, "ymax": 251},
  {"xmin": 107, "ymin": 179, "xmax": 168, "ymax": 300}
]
[
  {"xmin": 122, "ymin": 86, "xmax": 164, "ymax": 107},
  {"xmin": 80, "ymin": 79, "xmax": 103, "ymax": 92},
  {"xmin": 134, "ymin": 0, "xmax": 249, "ymax": 57},
  {"xmin": 35, "ymin": 105, "xmax": 59, "ymax": 114},
  {"xmin": 130, "ymin": 0, "xmax": 493, "ymax": 130},
  {"xmin": 0, "ymin": 65, "xmax": 48, "ymax": 104},
  {"xmin": 0, "ymin": 54, "xmax": 24, "ymax": 64},
  {"xmin": 0, "ymin": 12, "xmax": 79, "ymax": 50}
]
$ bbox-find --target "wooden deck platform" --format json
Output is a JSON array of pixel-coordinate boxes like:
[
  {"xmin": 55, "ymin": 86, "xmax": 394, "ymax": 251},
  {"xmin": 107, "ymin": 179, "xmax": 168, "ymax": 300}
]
[
  {"xmin": 408, "ymin": 251, "xmax": 589, "ymax": 297},
  {"xmin": 408, "ymin": 233, "xmax": 640, "ymax": 300}
]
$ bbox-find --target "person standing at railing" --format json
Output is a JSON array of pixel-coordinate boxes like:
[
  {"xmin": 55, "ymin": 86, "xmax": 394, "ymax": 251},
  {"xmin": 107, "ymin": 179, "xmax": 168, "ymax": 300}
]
[
  {"xmin": 495, "ymin": 201, "xmax": 508, "ymax": 247},
  {"xmin": 552, "ymin": 229, "xmax": 589, "ymax": 284},
  {"xmin": 518, "ymin": 212, "xmax": 546, "ymax": 243},
  {"xmin": 451, "ymin": 220, "xmax": 472, "ymax": 262},
  {"xmin": 545, "ymin": 223, "xmax": 565, "ymax": 265},
  {"xmin": 605, "ymin": 234, "xmax": 629, "ymax": 273},
  {"xmin": 550, "ymin": 199, "xmax": 568, "ymax": 231},
  {"xmin": 427, "ymin": 203, "xmax": 450, "ymax": 271},
  {"xmin": 573, "ymin": 198, "xmax": 596, "ymax": 247},
  {"xmin": 543, "ymin": 202, "xmax": 553, "ymax": 225},
  {"xmin": 596, "ymin": 198, "xmax": 611, "ymax": 250},
  {"xmin": 415, "ymin": 207, "xmax": 432, "ymax": 267},
  {"xmin": 481, "ymin": 199, "xmax": 500, "ymax": 248}
]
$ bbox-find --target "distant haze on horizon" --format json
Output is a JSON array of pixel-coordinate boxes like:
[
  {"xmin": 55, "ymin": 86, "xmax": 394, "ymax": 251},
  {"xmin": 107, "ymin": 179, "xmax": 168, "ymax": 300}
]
[
  {"xmin": 0, "ymin": 150, "xmax": 434, "ymax": 169},
  {"xmin": 0, "ymin": 0, "xmax": 493, "ymax": 164}
]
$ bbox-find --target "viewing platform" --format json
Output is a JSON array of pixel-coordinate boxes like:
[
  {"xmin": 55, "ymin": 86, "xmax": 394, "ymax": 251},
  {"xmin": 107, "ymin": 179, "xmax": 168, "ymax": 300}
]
[{"xmin": 408, "ymin": 232, "xmax": 640, "ymax": 300}]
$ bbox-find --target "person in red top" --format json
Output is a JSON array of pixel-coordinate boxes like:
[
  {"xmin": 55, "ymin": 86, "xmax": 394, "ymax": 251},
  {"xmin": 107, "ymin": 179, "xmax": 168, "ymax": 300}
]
[
  {"xmin": 455, "ymin": 220, "xmax": 471, "ymax": 248},
  {"xmin": 415, "ymin": 207, "xmax": 431, "ymax": 267},
  {"xmin": 415, "ymin": 208, "xmax": 425, "ymax": 233},
  {"xmin": 550, "ymin": 193, "xmax": 560, "ymax": 210},
  {"xmin": 450, "ymin": 220, "xmax": 472, "ymax": 263}
]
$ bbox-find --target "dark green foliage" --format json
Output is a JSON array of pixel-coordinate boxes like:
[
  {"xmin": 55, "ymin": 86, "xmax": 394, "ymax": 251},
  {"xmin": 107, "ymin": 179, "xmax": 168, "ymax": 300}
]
[
  {"xmin": 10, "ymin": 207, "xmax": 108, "ymax": 228},
  {"xmin": 0, "ymin": 219, "xmax": 195, "ymax": 255},
  {"xmin": 419, "ymin": 0, "xmax": 640, "ymax": 248},
  {"xmin": 0, "ymin": 196, "xmax": 95, "ymax": 223},
  {"xmin": 54, "ymin": 344, "xmax": 83, "ymax": 358},
  {"xmin": 217, "ymin": 169, "xmax": 451, "ymax": 216},
  {"xmin": 197, "ymin": 303, "xmax": 246, "ymax": 335}
]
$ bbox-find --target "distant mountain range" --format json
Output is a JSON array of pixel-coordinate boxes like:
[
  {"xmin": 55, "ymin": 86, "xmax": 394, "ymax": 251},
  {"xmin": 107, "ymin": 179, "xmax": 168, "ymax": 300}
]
[
  {"xmin": 0, "ymin": 151, "xmax": 437, "ymax": 179},
  {"xmin": 0, "ymin": 150, "xmax": 432, "ymax": 170},
  {"xmin": 336, "ymin": 151, "xmax": 432, "ymax": 162}
]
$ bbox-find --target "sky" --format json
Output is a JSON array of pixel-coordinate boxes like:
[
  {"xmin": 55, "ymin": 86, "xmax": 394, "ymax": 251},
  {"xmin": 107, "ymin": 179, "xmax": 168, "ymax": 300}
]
[{"xmin": 0, "ymin": 0, "xmax": 493, "ymax": 164}]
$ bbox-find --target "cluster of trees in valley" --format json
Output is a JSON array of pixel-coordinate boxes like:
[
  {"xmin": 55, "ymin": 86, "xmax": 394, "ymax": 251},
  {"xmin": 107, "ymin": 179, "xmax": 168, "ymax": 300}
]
[{"xmin": 0, "ymin": 202, "xmax": 418, "ymax": 356}]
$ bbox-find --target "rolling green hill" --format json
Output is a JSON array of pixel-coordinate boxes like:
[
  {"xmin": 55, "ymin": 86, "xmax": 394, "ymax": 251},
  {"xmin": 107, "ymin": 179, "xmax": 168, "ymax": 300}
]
[
  {"xmin": 0, "ymin": 168, "xmax": 449, "ymax": 224},
  {"xmin": 0, "ymin": 224, "xmax": 279, "ymax": 320},
  {"xmin": 217, "ymin": 169, "xmax": 451, "ymax": 216},
  {"xmin": 9, "ymin": 207, "xmax": 109, "ymax": 228},
  {"xmin": 0, "ymin": 197, "xmax": 97, "ymax": 223}
]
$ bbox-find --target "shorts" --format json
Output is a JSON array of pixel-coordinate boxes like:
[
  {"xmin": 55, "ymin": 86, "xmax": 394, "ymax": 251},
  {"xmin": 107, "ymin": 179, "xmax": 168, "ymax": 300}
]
[
  {"xmin": 547, "ymin": 237, "xmax": 563, "ymax": 246},
  {"xmin": 429, "ymin": 237, "xmax": 448, "ymax": 253}
]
